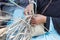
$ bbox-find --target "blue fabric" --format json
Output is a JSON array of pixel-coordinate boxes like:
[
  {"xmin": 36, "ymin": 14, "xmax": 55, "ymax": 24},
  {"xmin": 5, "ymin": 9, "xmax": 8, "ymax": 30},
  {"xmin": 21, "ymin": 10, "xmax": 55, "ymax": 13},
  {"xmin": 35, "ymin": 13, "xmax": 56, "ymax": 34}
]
[{"xmin": 13, "ymin": 8, "xmax": 25, "ymax": 19}]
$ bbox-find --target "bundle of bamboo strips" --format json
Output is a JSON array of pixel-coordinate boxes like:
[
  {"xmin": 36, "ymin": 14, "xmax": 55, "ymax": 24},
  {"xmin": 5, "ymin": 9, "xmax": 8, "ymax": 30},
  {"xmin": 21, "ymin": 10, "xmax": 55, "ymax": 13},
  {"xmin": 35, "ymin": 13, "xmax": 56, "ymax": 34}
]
[{"xmin": 0, "ymin": 10, "xmax": 12, "ymax": 37}]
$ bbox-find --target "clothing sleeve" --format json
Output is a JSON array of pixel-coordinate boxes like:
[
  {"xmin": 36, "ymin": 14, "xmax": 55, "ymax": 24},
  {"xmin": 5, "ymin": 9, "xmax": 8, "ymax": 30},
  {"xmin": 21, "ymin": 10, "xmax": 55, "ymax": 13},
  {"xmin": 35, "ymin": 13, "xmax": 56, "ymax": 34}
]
[
  {"xmin": 37, "ymin": 0, "xmax": 49, "ymax": 13},
  {"xmin": 45, "ymin": 16, "xmax": 60, "ymax": 34}
]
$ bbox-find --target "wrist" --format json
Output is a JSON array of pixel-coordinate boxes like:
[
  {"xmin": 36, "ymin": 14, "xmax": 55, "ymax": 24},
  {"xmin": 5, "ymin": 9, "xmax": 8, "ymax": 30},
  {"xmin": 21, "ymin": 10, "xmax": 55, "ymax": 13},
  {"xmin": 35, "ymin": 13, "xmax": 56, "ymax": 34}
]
[{"xmin": 43, "ymin": 16, "xmax": 47, "ymax": 23}]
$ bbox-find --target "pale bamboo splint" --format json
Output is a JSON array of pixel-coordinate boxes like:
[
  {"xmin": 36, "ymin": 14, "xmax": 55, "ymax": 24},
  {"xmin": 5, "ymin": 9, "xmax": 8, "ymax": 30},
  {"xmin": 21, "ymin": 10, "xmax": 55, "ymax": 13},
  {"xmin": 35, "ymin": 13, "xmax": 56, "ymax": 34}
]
[{"xmin": 0, "ymin": 28, "xmax": 7, "ymax": 37}]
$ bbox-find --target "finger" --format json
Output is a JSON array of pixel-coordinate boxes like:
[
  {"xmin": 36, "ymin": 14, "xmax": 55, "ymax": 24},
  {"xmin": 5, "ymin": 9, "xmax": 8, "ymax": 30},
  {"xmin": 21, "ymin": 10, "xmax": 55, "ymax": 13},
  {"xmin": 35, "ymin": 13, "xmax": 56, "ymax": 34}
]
[
  {"xmin": 30, "ymin": 20, "xmax": 35, "ymax": 23},
  {"xmin": 28, "ymin": 8, "xmax": 33, "ymax": 15},
  {"xmin": 31, "ymin": 23, "xmax": 36, "ymax": 25},
  {"xmin": 30, "ymin": 19, "xmax": 36, "ymax": 24},
  {"xmin": 30, "ymin": 21, "xmax": 35, "ymax": 23},
  {"xmin": 24, "ymin": 9, "xmax": 29, "ymax": 15},
  {"xmin": 30, "ymin": 21, "xmax": 36, "ymax": 26},
  {"xmin": 28, "ymin": 10, "xmax": 32, "ymax": 15},
  {"xmin": 31, "ymin": 16, "xmax": 35, "ymax": 20},
  {"xmin": 26, "ymin": 15, "xmax": 32, "ymax": 20}
]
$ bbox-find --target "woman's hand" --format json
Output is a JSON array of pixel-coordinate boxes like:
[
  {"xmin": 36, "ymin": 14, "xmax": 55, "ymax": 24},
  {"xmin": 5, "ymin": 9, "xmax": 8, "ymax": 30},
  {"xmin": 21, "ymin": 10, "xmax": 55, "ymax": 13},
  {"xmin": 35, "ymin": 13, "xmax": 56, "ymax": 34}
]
[
  {"xmin": 24, "ymin": 4, "xmax": 34, "ymax": 15},
  {"xmin": 24, "ymin": 4, "xmax": 47, "ymax": 25},
  {"xmin": 30, "ymin": 14, "xmax": 47, "ymax": 25}
]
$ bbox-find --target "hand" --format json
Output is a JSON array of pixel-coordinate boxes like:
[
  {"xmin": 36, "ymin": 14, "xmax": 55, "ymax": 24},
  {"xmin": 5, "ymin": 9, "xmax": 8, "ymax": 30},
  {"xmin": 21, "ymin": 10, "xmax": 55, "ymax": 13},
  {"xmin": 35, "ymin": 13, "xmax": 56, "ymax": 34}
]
[
  {"xmin": 30, "ymin": 14, "xmax": 47, "ymax": 25},
  {"xmin": 24, "ymin": 4, "xmax": 34, "ymax": 15}
]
